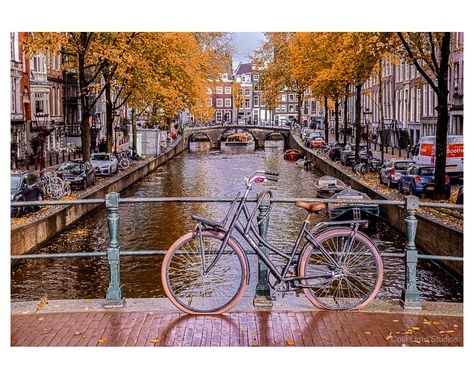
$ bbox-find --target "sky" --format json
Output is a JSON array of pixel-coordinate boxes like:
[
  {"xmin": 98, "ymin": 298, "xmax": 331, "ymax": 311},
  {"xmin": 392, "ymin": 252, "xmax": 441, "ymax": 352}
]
[{"xmin": 232, "ymin": 32, "xmax": 266, "ymax": 69}]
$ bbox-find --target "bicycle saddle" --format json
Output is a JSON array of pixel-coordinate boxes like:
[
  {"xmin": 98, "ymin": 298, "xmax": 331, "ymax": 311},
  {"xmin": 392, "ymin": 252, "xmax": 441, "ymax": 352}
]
[{"xmin": 295, "ymin": 201, "xmax": 326, "ymax": 213}]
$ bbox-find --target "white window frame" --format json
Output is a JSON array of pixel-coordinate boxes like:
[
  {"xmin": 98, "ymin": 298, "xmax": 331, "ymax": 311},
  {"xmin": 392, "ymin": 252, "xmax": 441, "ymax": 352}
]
[
  {"xmin": 224, "ymin": 98, "xmax": 231, "ymax": 107},
  {"xmin": 216, "ymin": 86, "xmax": 223, "ymax": 94},
  {"xmin": 216, "ymin": 98, "xmax": 223, "ymax": 107},
  {"xmin": 224, "ymin": 87, "xmax": 231, "ymax": 94}
]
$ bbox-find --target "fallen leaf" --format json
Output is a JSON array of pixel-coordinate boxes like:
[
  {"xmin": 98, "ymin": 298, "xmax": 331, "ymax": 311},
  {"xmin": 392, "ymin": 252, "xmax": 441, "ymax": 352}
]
[
  {"xmin": 393, "ymin": 319, "xmax": 399, "ymax": 322},
  {"xmin": 423, "ymin": 319, "xmax": 432, "ymax": 325},
  {"xmin": 84, "ymin": 307, "xmax": 90, "ymax": 311},
  {"xmin": 251, "ymin": 333, "xmax": 257, "ymax": 337},
  {"xmin": 364, "ymin": 331, "xmax": 371, "ymax": 335},
  {"xmin": 82, "ymin": 335, "xmax": 87, "ymax": 339},
  {"xmin": 150, "ymin": 339, "xmax": 160, "ymax": 343},
  {"xmin": 453, "ymin": 324, "xmax": 458, "ymax": 328},
  {"xmin": 286, "ymin": 339, "xmax": 295, "ymax": 346},
  {"xmin": 439, "ymin": 330, "xmax": 455, "ymax": 334},
  {"xmin": 74, "ymin": 330, "xmax": 82, "ymax": 336},
  {"xmin": 403, "ymin": 330, "xmax": 414, "ymax": 335},
  {"xmin": 410, "ymin": 327, "xmax": 420, "ymax": 331},
  {"xmin": 385, "ymin": 333, "xmax": 394, "ymax": 340},
  {"xmin": 98, "ymin": 337, "xmax": 108, "ymax": 343},
  {"xmin": 38, "ymin": 317, "xmax": 44, "ymax": 321},
  {"xmin": 432, "ymin": 321, "xmax": 440, "ymax": 325}
]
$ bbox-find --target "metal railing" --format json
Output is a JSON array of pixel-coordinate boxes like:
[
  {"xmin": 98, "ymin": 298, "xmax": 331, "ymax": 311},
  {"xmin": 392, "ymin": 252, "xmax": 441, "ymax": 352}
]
[{"xmin": 11, "ymin": 194, "xmax": 463, "ymax": 310}]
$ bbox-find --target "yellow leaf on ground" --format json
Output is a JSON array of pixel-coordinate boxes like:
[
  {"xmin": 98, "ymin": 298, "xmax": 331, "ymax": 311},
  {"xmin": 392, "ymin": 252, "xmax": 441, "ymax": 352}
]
[
  {"xmin": 432, "ymin": 321, "xmax": 440, "ymax": 325},
  {"xmin": 439, "ymin": 330, "xmax": 455, "ymax": 334},
  {"xmin": 410, "ymin": 327, "xmax": 420, "ymax": 331},
  {"xmin": 74, "ymin": 330, "xmax": 82, "ymax": 336},
  {"xmin": 98, "ymin": 338, "xmax": 108, "ymax": 343},
  {"xmin": 403, "ymin": 331, "xmax": 414, "ymax": 335},
  {"xmin": 150, "ymin": 339, "xmax": 160, "ymax": 343},
  {"xmin": 286, "ymin": 339, "xmax": 295, "ymax": 346},
  {"xmin": 364, "ymin": 331, "xmax": 371, "ymax": 335},
  {"xmin": 386, "ymin": 333, "xmax": 394, "ymax": 340}
]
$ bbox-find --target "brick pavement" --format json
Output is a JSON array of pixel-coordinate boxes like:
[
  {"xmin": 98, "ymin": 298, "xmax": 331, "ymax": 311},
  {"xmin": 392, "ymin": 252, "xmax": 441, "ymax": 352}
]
[{"xmin": 11, "ymin": 310, "xmax": 463, "ymax": 347}]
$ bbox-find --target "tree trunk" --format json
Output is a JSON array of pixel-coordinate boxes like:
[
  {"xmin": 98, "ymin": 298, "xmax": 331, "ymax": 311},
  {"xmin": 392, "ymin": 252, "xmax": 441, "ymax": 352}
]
[
  {"xmin": 343, "ymin": 84, "xmax": 349, "ymax": 145},
  {"xmin": 378, "ymin": 61, "xmax": 385, "ymax": 163},
  {"xmin": 131, "ymin": 108, "xmax": 137, "ymax": 155},
  {"xmin": 297, "ymin": 90, "xmax": 304, "ymax": 126},
  {"xmin": 334, "ymin": 99, "xmax": 339, "ymax": 142},
  {"xmin": 324, "ymin": 96, "xmax": 329, "ymax": 143},
  {"xmin": 433, "ymin": 34, "xmax": 451, "ymax": 200},
  {"xmin": 105, "ymin": 78, "xmax": 114, "ymax": 153},
  {"xmin": 78, "ymin": 34, "xmax": 91, "ymax": 162},
  {"xmin": 354, "ymin": 84, "xmax": 362, "ymax": 160}
]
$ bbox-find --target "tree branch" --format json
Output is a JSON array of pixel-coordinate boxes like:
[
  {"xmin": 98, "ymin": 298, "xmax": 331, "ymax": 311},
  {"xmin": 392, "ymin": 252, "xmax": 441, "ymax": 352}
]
[
  {"xmin": 397, "ymin": 32, "xmax": 440, "ymax": 96},
  {"xmin": 428, "ymin": 32, "xmax": 440, "ymax": 76}
]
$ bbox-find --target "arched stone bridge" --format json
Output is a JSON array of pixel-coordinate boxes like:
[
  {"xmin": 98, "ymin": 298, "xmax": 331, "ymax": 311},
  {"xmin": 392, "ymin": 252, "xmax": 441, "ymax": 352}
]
[{"xmin": 183, "ymin": 125, "xmax": 291, "ymax": 149}]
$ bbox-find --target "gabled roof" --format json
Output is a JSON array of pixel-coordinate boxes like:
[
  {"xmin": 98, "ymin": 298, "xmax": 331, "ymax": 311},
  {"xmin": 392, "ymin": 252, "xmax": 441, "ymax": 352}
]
[{"xmin": 235, "ymin": 62, "xmax": 253, "ymax": 75}]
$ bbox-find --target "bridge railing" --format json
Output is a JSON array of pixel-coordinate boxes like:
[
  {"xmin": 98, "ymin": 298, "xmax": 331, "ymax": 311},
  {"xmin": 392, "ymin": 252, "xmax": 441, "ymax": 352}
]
[{"xmin": 11, "ymin": 195, "xmax": 463, "ymax": 310}]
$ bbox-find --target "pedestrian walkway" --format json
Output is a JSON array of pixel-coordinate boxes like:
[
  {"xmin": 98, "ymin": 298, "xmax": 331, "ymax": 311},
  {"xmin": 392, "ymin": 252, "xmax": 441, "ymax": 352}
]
[{"xmin": 11, "ymin": 298, "xmax": 463, "ymax": 347}]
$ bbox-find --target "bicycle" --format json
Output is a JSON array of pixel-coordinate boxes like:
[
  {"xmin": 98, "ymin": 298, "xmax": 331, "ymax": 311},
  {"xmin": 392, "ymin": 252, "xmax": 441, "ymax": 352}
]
[
  {"xmin": 162, "ymin": 170, "xmax": 384, "ymax": 314},
  {"xmin": 115, "ymin": 151, "xmax": 130, "ymax": 170},
  {"xmin": 40, "ymin": 170, "xmax": 71, "ymax": 199}
]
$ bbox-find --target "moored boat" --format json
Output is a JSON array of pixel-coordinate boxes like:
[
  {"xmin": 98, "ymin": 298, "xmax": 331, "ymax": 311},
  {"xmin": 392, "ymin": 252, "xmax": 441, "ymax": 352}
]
[
  {"xmin": 328, "ymin": 189, "xmax": 379, "ymax": 231},
  {"xmin": 295, "ymin": 158, "xmax": 313, "ymax": 169},
  {"xmin": 284, "ymin": 149, "xmax": 303, "ymax": 161},
  {"xmin": 221, "ymin": 132, "xmax": 255, "ymax": 150},
  {"xmin": 314, "ymin": 175, "xmax": 347, "ymax": 198}
]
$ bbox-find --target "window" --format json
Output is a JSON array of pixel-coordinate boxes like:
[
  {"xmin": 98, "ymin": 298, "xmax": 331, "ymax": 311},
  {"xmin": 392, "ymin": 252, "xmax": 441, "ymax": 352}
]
[
  {"xmin": 289, "ymin": 104, "xmax": 294, "ymax": 112},
  {"xmin": 423, "ymin": 84, "xmax": 428, "ymax": 116},
  {"xmin": 224, "ymin": 98, "xmax": 231, "ymax": 107},
  {"xmin": 281, "ymin": 104, "xmax": 287, "ymax": 112},
  {"xmin": 215, "ymin": 111, "xmax": 222, "ymax": 122},
  {"xmin": 311, "ymin": 100, "xmax": 316, "ymax": 113},
  {"xmin": 416, "ymin": 88, "xmax": 421, "ymax": 122},
  {"xmin": 216, "ymin": 86, "xmax": 223, "ymax": 94},
  {"xmin": 51, "ymin": 87, "xmax": 56, "ymax": 115},
  {"xmin": 253, "ymin": 95, "xmax": 259, "ymax": 107},
  {"xmin": 207, "ymin": 87, "xmax": 212, "ymax": 94},
  {"xmin": 206, "ymin": 98, "xmax": 212, "ymax": 107},
  {"xmin": 244, "ymin": 99, "xmax": 250, "ymax": 108},
  {"xmin": 281, "ymin": 94, "xmax": 286, "ymax": 102},
  {"xmin": 428, "ymin": 87, "xmax": 433, "ymax": 116},
  {"xmin": 224, "ymin": 87, "xmax": 231, "ymax": 94},
  {"xmin": 410, "ymin": 88, "xmax": 415, "ymax": 122},
  {"xmin": 216, "ymin": 98, "xmax": 223, "ymax": 107},
  {"xmin": 253, "ymin": 74, "xmax": 259, "ymax": 81},
  {"xmin": 288, "ymin": 94, "xmax": 294, "ymax": 102},
  {"xmin": 244, "ymin": 88, "xmax": 250, "ymax": 96}
]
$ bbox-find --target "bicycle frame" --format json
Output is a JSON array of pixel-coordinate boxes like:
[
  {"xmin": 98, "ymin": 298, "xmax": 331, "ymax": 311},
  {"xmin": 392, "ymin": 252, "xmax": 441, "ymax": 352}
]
[{"xmin": 199, "ymin": 186, "xmax": 368, "ymax": 288}]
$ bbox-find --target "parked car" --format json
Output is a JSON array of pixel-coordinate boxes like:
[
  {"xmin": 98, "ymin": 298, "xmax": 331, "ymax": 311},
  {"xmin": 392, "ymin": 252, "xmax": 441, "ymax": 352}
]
[
  {"xmin": 398, "ymin": 164, "xmax": 451, "ymax": 198},
  {"xmin": 91, "ymin": 153, "xmax": 119, "ymax": 176},
  {"xmin": 340, "ymin": 144, "xmax": 366, "ymax": 166},
  {"xmin": 304, "ymin": 132, "xmax": 323, "ymax": 146},
  {"xmin": 328, "ymin": 142, "xmax": 346, "ymax": 161},
  {"xmin": 57, "ymin": 160, "xmax": 96, "ymax": 190},
  {"xmin": 11, "ymin": 171, "xmax": 45, "ymax": 217},
  {"xmin": 379, "ymin": 159, "xmax": 415, "ymax": 188},
  {"xmin": 300, "ymin": 128, "xmax": 312, "ymax": 140},
  {"xmin": 308, "ymin": 135, "xmax": 326, "ymax": 148}
]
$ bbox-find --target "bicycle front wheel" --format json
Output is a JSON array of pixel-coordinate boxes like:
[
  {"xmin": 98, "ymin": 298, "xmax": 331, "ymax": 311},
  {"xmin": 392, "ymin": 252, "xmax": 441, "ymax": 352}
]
[
  {"xmin": 299, "ymin": 228, "xmax": 383, "ymax": 310},
  {"xmin": 162, "ymin": 230, "xmax": 248, "ymax": 314}
]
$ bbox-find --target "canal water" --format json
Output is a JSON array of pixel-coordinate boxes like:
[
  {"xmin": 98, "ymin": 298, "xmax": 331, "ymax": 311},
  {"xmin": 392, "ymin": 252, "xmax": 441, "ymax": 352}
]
[{"xmin": 11, "ymin": 148, "xmax": 463, "ymax": 303}]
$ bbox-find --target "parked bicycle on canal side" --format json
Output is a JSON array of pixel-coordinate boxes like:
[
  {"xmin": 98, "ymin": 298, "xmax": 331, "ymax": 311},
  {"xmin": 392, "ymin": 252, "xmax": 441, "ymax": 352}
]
[{"xmin": 162, "ymin": 171, "xmax": 383, "ymax": 314}]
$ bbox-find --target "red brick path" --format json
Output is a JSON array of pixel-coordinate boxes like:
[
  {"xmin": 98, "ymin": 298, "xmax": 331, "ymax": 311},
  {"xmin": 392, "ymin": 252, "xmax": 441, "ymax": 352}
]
[{"xmin": 11, "ymin": 310, "xmax": 463, "ymax": 347}]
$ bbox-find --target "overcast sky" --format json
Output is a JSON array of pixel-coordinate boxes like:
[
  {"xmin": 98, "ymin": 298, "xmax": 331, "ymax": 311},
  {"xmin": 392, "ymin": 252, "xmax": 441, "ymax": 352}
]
[{"xmin": 232, "ymin": 32, "xmax": 266, "ymax": 68}]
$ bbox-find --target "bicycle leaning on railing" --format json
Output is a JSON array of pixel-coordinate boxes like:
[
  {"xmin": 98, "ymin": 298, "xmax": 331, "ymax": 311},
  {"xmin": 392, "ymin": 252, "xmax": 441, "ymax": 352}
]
[{"xmin": 161, "ymin": 170, "xmax": 384, "ymax": 315}]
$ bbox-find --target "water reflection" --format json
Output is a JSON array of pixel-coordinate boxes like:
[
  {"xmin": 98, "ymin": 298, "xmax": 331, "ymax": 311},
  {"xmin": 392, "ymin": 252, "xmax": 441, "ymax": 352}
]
[{"xmin": 11, "ymin": 149, "xmax": 462, "ymax": 302}]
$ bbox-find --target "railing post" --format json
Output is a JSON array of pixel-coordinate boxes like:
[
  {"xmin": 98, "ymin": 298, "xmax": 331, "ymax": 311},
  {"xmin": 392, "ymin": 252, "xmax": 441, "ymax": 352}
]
[
  {"xmin": 400, "ymin": 195, "xmax": 422, "ymax": 310},
  {"xmin": 253, "ymin": 194, "xmax": 273, "ymax": 309},
  {"xmin": 105, "ymin": 192, "xmax": 124, "ymax": 307}
]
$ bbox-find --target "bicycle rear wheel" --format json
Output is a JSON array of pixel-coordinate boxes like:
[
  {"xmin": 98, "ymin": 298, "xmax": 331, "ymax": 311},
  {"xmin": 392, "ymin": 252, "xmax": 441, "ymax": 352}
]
[
  {"xmin": 299, "ymin": 228, "xmax": 383, "ymax": 310},
  {"xmin": 162, "ymin": 230, "xmax": 248, "ymax": 314}
]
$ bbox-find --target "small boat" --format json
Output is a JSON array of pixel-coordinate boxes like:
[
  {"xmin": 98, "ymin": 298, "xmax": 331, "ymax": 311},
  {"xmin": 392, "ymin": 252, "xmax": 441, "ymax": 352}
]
[
  {"xmin": 314, "ymin": 175, "xmax": 347, "ymax": 198},
  {"xmin": 284, "ymin": 149, "xmax": 303, "ymax": 161},
  {"xmin": 295, "ymin": 158, "xmax": 313, "ymax": 169},
  {"xmin": 328, "ymin": 189, "xmax": 379, "ymax": 231},
  {"xmin": 221, "ymin": 132, "xmax": 255, "ymax": 150}
]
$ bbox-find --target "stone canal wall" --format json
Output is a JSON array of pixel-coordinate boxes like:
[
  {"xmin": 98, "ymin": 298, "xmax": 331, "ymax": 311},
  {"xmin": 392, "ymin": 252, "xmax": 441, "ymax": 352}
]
[
  {"xmin": 11, "ymin": 138, "xmax": 186, "ymax": 256},
  {"xmin": 289, "ymin": 132, "xmax": 463, "ymax": 276}
]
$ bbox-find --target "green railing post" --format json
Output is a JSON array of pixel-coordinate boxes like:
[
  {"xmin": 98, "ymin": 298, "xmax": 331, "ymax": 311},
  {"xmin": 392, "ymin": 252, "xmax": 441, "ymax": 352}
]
[
  {"xmin": 400, "ymin": 195, "xmax": 422, "ymax": 310},
  {"xmin": 253, "ymin": 193, "xmax": 273, "ymax": 308},
  {"xmin": 105, "ymin": 192, "xmax": 124, "ymax": 307}
]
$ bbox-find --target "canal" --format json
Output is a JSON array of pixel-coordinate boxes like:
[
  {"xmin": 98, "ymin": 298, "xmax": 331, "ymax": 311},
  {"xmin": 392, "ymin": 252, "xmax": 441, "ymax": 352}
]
[{"xmin": 11, "ymin": 148, "xmax": 463, "ymax": 303}]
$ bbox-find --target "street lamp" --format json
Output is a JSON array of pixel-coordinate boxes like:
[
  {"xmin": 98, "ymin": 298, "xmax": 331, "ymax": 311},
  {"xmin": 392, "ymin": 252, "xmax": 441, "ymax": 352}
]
[
  {"xmin": 362, "ymin": 107, "xmax": 373, "ymax": 151},
  {"xmin": 34, "ymin": 112, "xmax": 49, "ymax": 170}
]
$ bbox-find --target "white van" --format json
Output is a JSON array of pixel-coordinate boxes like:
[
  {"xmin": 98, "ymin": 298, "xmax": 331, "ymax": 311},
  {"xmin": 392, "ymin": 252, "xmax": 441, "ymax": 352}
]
[{"xmin": 413, "ymin": 135, "xmax": 463, "ymax": 179}]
